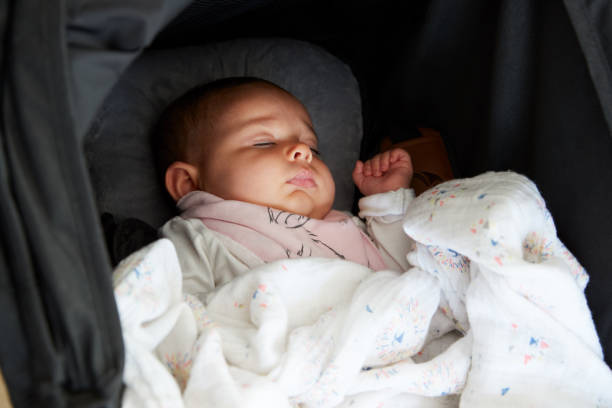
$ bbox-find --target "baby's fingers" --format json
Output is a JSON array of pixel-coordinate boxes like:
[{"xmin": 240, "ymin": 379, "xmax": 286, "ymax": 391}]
[
  {"xmin": 370, "ymin": 154, "xmax": 382, "ymax": 176},
  {"xmin": 352, "ymin": 160, "xmax": 363, "ymax": 177},
  {"xmin": 363, "ymin": 159, "xmax": 372, "ymax": 176},
  {"xmin": 367, "ymin": 151, "xmax": 391, "ymax": 176},
  {"xmin": 389, "ymin": 148, "xmax": 411, "ymax": 165},
  {"xmin": 352, "ymin": 160, "xmax": 363, "ymax": 185},
  {"xmin": 378, "ymin": 150, "xmax": 391, "ymax": 173}
]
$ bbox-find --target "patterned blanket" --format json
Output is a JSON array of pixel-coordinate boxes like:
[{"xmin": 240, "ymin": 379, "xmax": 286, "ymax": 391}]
[{"xmin": 115, "ymin": 172, "xmax": 612, "ymax": 407}]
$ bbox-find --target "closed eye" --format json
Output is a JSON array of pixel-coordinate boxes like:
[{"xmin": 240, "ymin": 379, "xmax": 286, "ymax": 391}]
[
  {"xmin": 254, "ymin": 141, "xmax": 320, "ymax": 156},
  {"xmin": 253, "ymin": 142, "xmax": 276, "ymax": 147}
]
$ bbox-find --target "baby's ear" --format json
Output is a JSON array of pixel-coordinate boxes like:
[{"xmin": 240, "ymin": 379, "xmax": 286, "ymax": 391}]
[{"xmin": 165, "ymin": 161, "xmax": 200, "ymax": 202}]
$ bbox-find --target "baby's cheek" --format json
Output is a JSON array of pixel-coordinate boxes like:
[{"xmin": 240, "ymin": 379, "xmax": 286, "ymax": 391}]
[
  {"xmin": 322, "ymin": 173, "xmax": 336, "ymax": 208},
  {"xmin": 204, "ymin": 171, "xmax": 245, "ymax": 200}
]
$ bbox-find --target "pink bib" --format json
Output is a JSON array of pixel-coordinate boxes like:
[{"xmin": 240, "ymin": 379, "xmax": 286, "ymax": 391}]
[{"xmin": 178, "ymin": 191, "xmax": 387, "ymax": 271}]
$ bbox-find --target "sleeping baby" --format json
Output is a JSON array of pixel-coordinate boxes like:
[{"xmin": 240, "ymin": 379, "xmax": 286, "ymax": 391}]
[
  {"xmin": 153, "ymin": 77, "xmax": 417, "ymax": 296},
  {"xmin": 115, "ymin": 76, "xmax": 612, "ymax": 406}
]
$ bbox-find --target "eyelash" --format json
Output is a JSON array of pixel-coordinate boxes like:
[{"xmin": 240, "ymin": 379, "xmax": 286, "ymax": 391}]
[{"xmin": 253, "ymin": 142, "xmax": 321, "ymax": 156}]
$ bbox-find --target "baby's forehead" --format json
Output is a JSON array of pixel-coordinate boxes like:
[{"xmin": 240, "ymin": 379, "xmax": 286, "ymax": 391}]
[
  {"xmin": 199, "ymin": 81, "xmax": 312, "ymax": 126},
  {"xmin": 204, "ymin": 81, "xmax": 296, "ymax": 107}
]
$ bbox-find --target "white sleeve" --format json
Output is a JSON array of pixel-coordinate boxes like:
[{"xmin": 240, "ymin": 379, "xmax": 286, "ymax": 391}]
[
  {"xmin": 357, "ymin": 188, "xmax": 416, "ymax": 271},
  {"xmin": 160, "ymin": 216, "xmax": 261, "ymax": 298}
]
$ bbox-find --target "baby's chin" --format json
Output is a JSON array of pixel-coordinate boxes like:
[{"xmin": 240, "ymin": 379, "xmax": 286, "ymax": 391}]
[
  {"xmin": 222, "ymin": 190, "xmax": 334, "ymax": 219},
  {"xmin": 279, "ymin": 192, "xmax": 333, "ymax": 220}
]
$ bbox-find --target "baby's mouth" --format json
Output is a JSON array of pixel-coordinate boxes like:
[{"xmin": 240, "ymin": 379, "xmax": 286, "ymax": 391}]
[{"xmin": 287, "ymin": 169, "xmax": 316, "ymax": 188}]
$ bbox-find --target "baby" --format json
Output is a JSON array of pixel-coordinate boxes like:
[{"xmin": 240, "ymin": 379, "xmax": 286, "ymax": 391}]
[{"xmin": 154, "ymin": 77, "xmax": 416, "ymax": 295}]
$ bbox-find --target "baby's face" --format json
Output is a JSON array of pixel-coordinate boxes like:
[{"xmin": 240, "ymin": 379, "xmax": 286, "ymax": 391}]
[{"xmin": 195, "ymin": 83, "xmax": 335, "ymax": 219}]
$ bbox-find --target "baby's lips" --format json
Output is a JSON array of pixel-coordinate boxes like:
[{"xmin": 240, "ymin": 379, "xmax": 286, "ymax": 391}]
[{"xmin": 287, "ymin": 169, "xmax": 317, "ymax": 188}]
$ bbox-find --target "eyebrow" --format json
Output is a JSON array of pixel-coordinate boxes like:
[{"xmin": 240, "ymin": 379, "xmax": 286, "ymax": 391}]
[
  {"xmin": 235, "ymin": 115, "xmax": 280, "ymax": 129},
  {"xmin": 304, "ymin": 122, "xmax": 317, "ymax": 138},
  {"xmin": 235, "ymin": 115, "xmax": 318, "ymax": 140}
]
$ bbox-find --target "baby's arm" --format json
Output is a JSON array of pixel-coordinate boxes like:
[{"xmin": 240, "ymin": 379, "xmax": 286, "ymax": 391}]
[
  {"xmin": 353, "ymin": 148, "xmax": 415, "ymax": 271},
  {"xmin": 352, "ymin": 148, "xmax": 413, "ymax": 196}
]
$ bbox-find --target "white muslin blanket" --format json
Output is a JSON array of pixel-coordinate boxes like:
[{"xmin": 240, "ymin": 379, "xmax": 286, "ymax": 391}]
[{"xmin": 114, "ymin": 171, "xmax": 612, "ymax": 407}]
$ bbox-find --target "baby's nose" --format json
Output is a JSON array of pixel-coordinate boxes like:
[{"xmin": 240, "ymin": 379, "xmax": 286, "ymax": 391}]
[{"xmin": 287, "ymin": 143, "xmax": 313, "ymax": 163}]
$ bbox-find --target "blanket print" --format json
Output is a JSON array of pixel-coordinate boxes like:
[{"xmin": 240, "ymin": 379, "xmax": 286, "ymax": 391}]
[{"xmin": 114, "ymin": 171, "xmax": 612, "ymax": 407}]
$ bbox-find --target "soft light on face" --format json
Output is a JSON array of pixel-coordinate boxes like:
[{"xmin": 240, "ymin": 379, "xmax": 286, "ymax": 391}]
[{"xmin": 194, "ymin": 82, "xmax": 335, "ymax": 219}]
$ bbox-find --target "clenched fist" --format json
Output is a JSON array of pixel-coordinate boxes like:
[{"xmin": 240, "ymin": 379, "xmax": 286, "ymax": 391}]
[{"xmin": 352, "ymin": 148, "xmax": 413, "ymax": 196}]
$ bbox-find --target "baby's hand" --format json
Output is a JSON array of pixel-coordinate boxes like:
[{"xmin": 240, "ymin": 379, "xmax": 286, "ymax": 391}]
[{"xmin": 352, "ymin": 148, "xmax": 413, "ymax": 196}]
